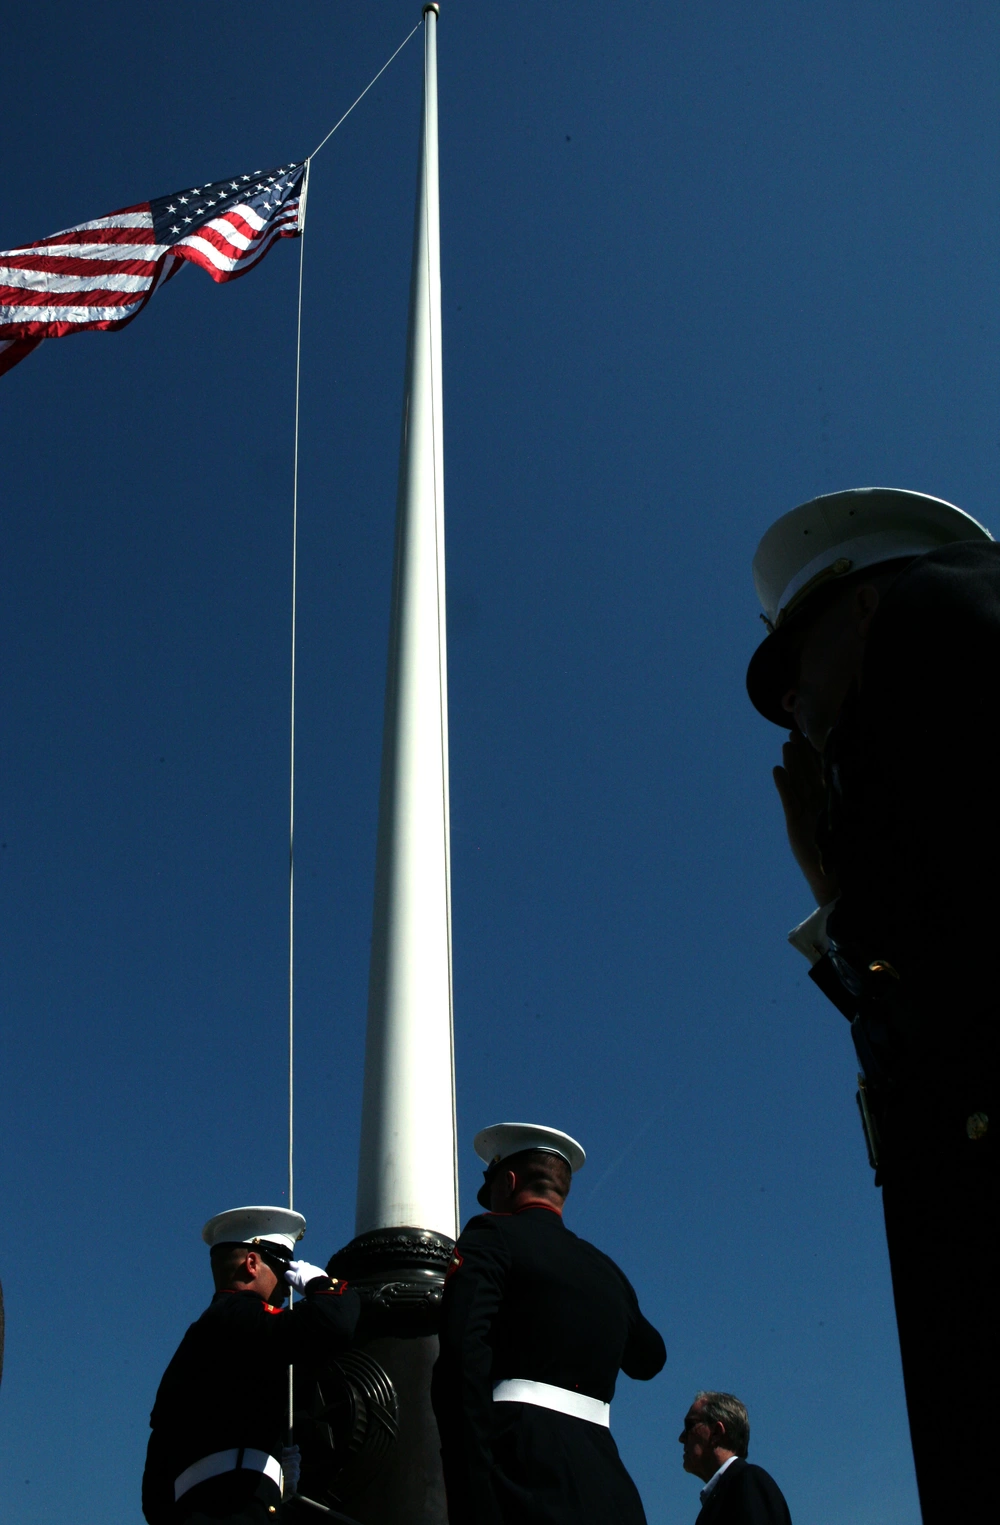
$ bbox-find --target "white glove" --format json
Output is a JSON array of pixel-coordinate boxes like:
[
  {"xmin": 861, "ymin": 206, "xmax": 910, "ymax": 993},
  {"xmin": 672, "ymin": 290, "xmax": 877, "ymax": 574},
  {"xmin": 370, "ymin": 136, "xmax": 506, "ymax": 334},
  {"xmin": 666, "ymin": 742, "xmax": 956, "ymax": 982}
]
[
  {"xmin": 281, "ymin": 1442, "xmax": 301, "ymax": 1497},
  {"xmin": 284, "ymin": 1259, "xmax": 330, "ymax": 1291}
]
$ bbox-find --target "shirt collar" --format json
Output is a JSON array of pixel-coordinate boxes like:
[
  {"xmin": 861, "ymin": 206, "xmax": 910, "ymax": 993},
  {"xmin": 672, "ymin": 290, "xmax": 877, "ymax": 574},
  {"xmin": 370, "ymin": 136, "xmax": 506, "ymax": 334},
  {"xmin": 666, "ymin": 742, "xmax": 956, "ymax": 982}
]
[{"xmin": 699, "ymin": 1454, "xmax": 739, "ymax": 1504}]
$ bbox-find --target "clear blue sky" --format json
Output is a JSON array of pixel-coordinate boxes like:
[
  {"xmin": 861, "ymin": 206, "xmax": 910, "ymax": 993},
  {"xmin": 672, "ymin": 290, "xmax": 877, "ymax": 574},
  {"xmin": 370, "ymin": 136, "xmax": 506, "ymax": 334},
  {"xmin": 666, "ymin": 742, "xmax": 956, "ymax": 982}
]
[{"xmin": 1, "ymin": 4, "xmax": 996, "ymax": 1522}]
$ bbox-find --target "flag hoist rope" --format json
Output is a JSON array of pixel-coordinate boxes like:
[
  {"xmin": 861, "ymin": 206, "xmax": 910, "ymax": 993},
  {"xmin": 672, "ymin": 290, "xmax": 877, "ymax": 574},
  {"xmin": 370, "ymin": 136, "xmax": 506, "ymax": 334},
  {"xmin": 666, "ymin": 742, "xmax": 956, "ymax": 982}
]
[{"xmin": 283, "ymin": 15, "xmax": 424, "ymax": 1456}]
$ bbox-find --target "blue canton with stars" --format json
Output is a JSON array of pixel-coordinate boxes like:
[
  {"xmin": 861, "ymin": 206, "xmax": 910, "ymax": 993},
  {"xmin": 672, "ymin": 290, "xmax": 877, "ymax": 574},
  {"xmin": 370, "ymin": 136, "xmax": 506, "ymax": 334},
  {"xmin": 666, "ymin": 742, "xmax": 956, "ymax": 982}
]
[{"xmin": 149, "ymin": 163, "xmax": 305, "ymax": 244}]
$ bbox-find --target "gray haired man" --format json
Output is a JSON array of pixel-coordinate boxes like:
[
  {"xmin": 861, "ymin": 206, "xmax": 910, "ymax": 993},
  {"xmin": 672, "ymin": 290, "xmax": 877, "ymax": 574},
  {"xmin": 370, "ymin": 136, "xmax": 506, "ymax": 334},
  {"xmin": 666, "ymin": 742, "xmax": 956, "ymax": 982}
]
[{"xmin": 679, "ymin": 1393, "xmax": 791, "ymax": 1525}]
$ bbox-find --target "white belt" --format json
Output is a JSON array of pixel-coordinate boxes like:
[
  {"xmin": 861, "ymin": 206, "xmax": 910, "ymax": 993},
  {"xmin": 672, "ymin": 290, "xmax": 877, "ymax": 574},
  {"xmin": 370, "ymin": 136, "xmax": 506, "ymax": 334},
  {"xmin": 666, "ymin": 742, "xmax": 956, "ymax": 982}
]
[
  {"xmin": 174, "ymin": 1448, "xmax": 283, "ymax": 1501},
  {"xmin": 493, "ymin": 1379, "xmax": 611, "ymax": 1428}
]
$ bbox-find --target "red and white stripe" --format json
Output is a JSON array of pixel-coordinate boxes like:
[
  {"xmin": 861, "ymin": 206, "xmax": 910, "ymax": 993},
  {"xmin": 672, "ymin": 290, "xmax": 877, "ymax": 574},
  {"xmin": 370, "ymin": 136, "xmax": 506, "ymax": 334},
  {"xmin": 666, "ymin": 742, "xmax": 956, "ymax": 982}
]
[{"xmin": 1, "ymin": 189, "xmax": 301, "ymax": 377}]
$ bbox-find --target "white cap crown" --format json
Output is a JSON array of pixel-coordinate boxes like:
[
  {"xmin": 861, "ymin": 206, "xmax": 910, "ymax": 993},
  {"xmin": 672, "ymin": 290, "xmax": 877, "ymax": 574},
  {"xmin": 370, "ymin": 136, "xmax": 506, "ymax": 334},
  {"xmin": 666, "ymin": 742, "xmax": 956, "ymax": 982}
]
[
  {"xmin": 201, "ymin": 1205, "xmax": 306, "ymax": 1257},
  {"xmin": 473, "ymin": 1122, "xmax": 586, "ymax": 1173},
  {"xmin": 753, "ymin": 487, "xmax": 991, "ymax": 630}
]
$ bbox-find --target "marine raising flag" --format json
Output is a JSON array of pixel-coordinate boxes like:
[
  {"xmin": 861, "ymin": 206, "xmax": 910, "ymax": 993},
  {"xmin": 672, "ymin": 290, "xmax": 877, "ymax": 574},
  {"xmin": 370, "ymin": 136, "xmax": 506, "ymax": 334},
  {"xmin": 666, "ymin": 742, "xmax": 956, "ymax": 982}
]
[{"xmin": 0, "ymin": 161, "xmax": 308, "ymax": 377}]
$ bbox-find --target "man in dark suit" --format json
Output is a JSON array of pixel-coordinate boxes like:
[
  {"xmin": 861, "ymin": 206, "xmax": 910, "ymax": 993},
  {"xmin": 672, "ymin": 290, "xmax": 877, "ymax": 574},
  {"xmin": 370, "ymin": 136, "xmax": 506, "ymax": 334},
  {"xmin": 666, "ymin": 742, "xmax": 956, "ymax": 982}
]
[
  {"xmin": 679, "ymin": 1392, "xmax": 790, "ymax": 1525},
  {"xmin": 432, "ymin": 1122, "xmax": 666, "ymax": 1525}
]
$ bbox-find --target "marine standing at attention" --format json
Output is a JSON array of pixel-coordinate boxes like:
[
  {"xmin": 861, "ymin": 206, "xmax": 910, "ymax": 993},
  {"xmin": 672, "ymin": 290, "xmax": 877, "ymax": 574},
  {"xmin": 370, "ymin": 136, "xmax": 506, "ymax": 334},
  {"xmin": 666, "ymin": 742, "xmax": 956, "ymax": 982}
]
[
  {"xmin": 431, "ymin": 1123, "xmax": 666, "ymax": 1525},
  {"xmin": 745, "ymin": 488, "xmax": 998, "ymax": 1523},
  {"xmin": 142, "ymin": 1206, "xmax": 359, "ymax": 1525}
]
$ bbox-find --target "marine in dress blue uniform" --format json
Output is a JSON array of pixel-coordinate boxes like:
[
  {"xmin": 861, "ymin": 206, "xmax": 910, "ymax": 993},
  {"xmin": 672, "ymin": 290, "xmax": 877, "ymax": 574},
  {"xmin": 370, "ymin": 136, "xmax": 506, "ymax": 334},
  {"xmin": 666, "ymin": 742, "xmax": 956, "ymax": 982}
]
[
  {"xmin": 432, "ymin": 1124, "xmax": 666, "ymax": 1525},
  {"xmin": 142, "ymin": 1206, "xmax": 360, "ymax": 1525},
  {"xmin": 747, "ymin": 488, "xmax": 998, "ymax": 1523}
]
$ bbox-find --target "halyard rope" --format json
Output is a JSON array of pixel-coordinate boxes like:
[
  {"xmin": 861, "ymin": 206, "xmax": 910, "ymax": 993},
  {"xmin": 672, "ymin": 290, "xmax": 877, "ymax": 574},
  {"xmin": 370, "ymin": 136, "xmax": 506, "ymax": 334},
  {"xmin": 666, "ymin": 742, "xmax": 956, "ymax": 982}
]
[
  {"xmin": 284, "ymin": 19, "xmax": 422, "ymax": 1450},
  {"xmin": 311, "ymin": 19, "xmax": 424, "ymax": 160},
  {"xmin": 288, "ymin": 14, "xmax": 423, "ymax": 1223}
]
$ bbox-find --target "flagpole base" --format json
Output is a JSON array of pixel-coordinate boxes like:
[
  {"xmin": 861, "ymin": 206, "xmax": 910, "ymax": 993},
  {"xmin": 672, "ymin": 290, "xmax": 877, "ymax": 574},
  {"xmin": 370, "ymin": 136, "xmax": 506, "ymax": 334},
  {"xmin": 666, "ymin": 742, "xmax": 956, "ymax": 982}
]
[{"xmin": 294, "ymin": 1229, "xmax": 452, "ymax": 1523}]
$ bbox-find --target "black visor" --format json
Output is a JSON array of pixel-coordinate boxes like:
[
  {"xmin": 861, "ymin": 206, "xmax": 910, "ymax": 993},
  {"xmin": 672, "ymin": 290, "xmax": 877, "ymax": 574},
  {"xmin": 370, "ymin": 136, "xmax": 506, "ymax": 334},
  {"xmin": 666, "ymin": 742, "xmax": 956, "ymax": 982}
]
[
  {"xmin": 211, "ymin": 1239, "xmax": 292, "ymax": 1272},
  {"xmin": 477, "ymin": 1161, "xmax": 500, "ymax": 1209},
  {"xmin": 746, "ymin": 624, "xmax": 801, "ymax": 726}
]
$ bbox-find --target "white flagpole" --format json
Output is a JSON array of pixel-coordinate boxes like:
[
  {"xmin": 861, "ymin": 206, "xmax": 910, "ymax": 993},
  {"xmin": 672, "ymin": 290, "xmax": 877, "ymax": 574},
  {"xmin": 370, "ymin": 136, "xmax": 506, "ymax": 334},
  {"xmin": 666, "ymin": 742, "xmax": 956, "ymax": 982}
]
[{"xmin": 355, "ymin": 1, "xmax": 457, "ymax": 1243}]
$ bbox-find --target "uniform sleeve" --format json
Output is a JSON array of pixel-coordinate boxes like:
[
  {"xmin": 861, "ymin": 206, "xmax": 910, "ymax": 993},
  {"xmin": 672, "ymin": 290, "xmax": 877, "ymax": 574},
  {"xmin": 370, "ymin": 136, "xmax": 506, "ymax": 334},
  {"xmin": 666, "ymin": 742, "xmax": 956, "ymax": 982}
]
[
  {"xmin": 619, "ymin": 1276, "xmax": 666, "ymax": 1380},
  {"xmin": 288, "ymin": 1283, "xmax": 361, "ymax": 1365},
  {"xmin": 237, "ymin": 1287, "xmax": 359, "ymax": 1360},
  {"xmin": 220, "ymin": 1283, "xmax": 361, "ymax": 1365},
  {"xmin": 431, "ymin": 1217, "xmax": 511, "ymax": 1525}
]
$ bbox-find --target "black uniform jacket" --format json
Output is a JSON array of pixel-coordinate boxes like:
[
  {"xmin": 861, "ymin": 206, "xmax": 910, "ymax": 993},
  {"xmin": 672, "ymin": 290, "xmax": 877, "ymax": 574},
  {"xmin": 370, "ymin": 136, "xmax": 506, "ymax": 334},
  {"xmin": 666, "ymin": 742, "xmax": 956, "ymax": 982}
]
[
  {"xmin": 815, "ymin": 541, "xmax": 1000, "ymax": 1147},
  {"xmin": 142, "ymin": 1284, "xmax": 359, "ymax": 1523},
  {"xmin": 810, "ymin": 543, "xmax": 998, "ymax": 1525},
  {"xmin": 694, "ymin": 1460, "xmax": 792, "ymax": 1525},
  {"xmin": 431, "ymin": 1206, "xmax": 666, "ymax": 1525}
]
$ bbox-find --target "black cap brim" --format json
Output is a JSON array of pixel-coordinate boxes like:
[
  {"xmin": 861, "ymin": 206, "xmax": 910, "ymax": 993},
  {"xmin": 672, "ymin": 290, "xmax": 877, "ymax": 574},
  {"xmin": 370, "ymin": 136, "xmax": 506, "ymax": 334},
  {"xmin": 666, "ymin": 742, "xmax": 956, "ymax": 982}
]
[
  {"xmin": 746, "ymin": 624, "xmax": 802, "ymax": 726},
  {"xmin": 210, "ymin": 1239, "xmax": 293, "ymax": 1266},
  {"xmin": 477, "ymin": 1162, "xmax": 498, "ymax": 1209}
]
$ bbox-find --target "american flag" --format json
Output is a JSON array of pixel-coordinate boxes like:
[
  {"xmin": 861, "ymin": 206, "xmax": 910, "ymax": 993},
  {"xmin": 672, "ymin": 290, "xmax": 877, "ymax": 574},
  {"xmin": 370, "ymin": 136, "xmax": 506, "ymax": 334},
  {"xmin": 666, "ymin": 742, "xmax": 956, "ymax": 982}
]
[{"xmin": 0, "ymin": 161, "xmax": 307, "ymax": 378}]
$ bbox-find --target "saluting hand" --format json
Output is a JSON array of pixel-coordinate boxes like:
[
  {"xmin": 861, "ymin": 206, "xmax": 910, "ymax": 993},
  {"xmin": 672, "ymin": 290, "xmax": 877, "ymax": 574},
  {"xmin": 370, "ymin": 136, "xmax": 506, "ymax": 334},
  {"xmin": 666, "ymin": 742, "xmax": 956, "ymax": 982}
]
[
  {"xmin": 772, "ymin": 730, "xmax": 839, "ymax": 905},
  {"xmin": 284, "ymin": 1260, "xmax": 332, "ymax": 1291}
]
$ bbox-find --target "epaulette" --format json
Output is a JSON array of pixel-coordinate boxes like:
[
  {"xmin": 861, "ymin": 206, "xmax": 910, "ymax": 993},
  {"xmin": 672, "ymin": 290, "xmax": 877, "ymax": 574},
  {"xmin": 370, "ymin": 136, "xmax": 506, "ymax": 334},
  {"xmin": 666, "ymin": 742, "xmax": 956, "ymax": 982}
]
[{"xmin": 314, "ymin": 1279, "xmax": 351, "ymax": 1296}]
